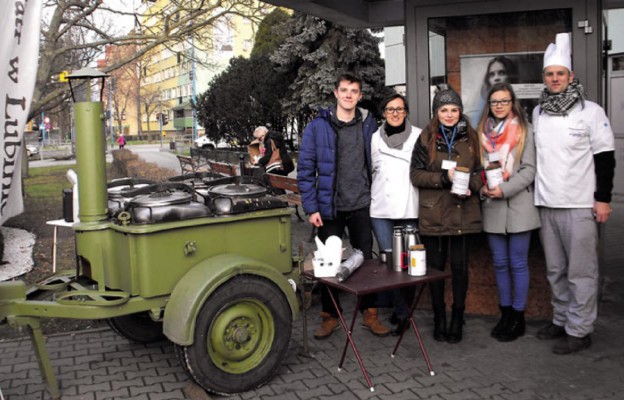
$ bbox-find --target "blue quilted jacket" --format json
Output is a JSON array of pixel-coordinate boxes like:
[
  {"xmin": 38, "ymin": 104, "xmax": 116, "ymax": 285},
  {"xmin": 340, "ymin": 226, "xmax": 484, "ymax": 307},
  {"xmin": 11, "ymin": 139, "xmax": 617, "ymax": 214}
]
[{"xmin": 297, "ymin": 107, "xmax": 377, "ymax": 219}]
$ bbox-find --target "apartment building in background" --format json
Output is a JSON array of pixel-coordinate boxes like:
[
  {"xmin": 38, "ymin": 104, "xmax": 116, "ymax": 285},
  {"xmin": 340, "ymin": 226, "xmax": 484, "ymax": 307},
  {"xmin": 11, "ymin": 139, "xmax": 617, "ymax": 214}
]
[{"xmin": 101, "ymin": 0, "xmax": 270, "ymax": 140}]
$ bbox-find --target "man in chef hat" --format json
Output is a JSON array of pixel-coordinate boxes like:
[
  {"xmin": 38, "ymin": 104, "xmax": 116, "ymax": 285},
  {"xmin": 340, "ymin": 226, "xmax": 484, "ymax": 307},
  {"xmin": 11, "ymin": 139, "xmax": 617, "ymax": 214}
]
[{"xmin": 532, "ymin": 33, "xmax": 616, "ymax": 354}]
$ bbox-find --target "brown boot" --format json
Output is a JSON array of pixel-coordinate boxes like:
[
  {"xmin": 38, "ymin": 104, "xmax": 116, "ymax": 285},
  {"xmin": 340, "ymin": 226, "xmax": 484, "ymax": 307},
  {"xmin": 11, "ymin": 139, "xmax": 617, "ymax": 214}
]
[
  {"xmin": 314, "ymin": 312, "xmax": 339, "ymax": 340},
  {"xmin": 362, "ymin": 308, "xmax": 390, "ymax": 337}
]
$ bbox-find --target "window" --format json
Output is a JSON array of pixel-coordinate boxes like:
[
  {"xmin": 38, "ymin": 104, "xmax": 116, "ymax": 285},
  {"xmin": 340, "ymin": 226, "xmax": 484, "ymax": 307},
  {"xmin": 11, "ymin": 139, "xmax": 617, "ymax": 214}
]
[
  {"xmin": 428, "ymin": 9, "xmax": 572, "ymax": 124},
  {"xmin": 613, "ymin": 55, "xmax": 624, "ymax": 71}
]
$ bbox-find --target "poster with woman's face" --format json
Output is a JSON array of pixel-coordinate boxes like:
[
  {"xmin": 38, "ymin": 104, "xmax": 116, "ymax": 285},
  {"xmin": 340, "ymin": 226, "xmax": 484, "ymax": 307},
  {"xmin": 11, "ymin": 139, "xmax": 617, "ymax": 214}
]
[{"xmin": 461, "ymin": 52, "xmax": 544, "ymax": 126}]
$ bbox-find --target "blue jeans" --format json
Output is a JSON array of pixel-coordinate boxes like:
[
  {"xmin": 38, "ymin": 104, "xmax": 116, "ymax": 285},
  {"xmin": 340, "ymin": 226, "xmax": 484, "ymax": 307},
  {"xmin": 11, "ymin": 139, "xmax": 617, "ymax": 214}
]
[
  {"xmin": 371, "ymin": 217, "xmax": 418, "ymax": 319},
  {"xmin": 370, "ymin": 217, "xmax": 419, "ymax": 250},
  {"xmin": 487, "ymin": 231, "xmax": 532, "ymax": 311}
]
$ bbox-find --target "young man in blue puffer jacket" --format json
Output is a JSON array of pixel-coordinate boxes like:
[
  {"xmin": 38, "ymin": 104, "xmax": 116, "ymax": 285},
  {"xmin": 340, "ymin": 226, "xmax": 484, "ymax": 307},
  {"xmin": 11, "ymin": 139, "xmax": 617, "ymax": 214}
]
[{"xmin": 297, "ymin": 73, "xmax": 390, "ymax": 339}]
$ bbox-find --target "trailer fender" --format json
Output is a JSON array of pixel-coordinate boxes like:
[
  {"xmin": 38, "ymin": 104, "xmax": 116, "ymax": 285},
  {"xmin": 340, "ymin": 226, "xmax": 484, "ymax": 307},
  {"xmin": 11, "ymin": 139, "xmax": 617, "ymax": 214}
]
[{"xmin": 163, "ymin": 253, "xmax": 298, "ymax": 346}]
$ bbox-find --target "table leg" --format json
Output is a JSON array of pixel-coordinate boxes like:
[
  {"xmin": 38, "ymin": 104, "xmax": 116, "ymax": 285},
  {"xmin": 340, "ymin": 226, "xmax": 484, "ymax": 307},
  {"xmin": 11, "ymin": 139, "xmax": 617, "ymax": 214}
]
[
  {"xmin": 297, "ymin": 246, "xmax": 316, "ymax": 359},
  {"xmin": 327, "ymin": 288, "xmax": 374, "ymax": 391},
  {"xmin": 409, "ymin": 316, "xmax": 436, "ymax": 376},
  {"xmin": 391, "ymin": 284, "xmax": 436, "ymax": 376},
  {"xmin": 298, "ymin": 280, "xmax": 315, "ymax": 359},
  {"xmin": 338, "ymin": 296, "xmax": 361, "ymax": 369},
  {"xmin": 52, "ymin": 225, "xmax": 58, "ymax": 273},
  {"xmin": 391, "ymin": 285, "xmax": 423, "ymax": 355}
]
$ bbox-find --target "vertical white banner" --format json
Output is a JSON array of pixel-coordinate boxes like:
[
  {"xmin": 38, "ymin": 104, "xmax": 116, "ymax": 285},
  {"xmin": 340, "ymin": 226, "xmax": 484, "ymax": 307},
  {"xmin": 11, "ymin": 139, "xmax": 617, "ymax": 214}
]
[{"xmin": 0, "ymin": 0, "xmax": 42, "ymax": 224}]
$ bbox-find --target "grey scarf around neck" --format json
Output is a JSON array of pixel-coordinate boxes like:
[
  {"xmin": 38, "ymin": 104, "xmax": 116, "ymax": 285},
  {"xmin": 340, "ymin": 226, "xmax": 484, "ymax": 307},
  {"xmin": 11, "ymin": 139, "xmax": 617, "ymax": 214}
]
[{"xmin": 380, "ymin": 118, "xmax": 412, "ymax": 150}]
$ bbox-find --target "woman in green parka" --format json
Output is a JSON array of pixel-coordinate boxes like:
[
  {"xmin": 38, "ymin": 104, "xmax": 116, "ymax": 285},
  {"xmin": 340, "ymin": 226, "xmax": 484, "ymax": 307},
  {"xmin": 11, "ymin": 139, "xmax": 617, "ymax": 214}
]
[{"xmin": 410, "ymin": 88, "xmax": 483, "ymax": 343}]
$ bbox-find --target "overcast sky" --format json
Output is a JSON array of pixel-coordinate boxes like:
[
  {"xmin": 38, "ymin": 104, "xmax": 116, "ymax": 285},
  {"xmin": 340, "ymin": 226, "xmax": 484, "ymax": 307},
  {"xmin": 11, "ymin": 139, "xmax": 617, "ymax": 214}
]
[{"xmin": 104, "ymin": 0, "xmax": 137, "ymax": 33}]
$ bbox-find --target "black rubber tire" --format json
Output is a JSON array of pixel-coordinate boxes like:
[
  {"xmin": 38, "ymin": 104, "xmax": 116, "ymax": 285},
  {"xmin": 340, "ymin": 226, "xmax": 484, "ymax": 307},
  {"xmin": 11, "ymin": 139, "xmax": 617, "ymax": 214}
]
[
  {"xmin": 176, "ymin": 275, "xmax": 292, "ymax": 395},
  {"xmin": 108, "ymin": 312, "xmax": 166, "ymax": 343},
  {"xmin": 174, "ymin": 344, "xmax": 191, "ymax": 375}
]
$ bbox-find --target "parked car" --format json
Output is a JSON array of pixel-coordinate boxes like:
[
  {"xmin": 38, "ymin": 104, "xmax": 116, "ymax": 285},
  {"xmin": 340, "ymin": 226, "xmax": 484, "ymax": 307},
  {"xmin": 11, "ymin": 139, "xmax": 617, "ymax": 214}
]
[
  {"xmin": 194, "ymin": 135, "xmax": 231, "ymax": 149},
  {"xmin": 26, "ymin": 144, "xmax": 39, "ymax": 157},
  {"xmin": 180, "ymin": 134, "xmax": 194, "ymax": 145}
]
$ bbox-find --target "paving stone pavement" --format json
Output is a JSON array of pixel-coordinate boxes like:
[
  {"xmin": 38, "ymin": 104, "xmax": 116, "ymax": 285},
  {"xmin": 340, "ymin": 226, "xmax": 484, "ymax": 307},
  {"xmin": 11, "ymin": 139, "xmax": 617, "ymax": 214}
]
[
  {"xmin": 2, "ymin": 302, "xmax": 624, "ymax": 400},
  {"xmin": 1, "ymin": 200, "xmax": 623, "ymax": 400}
]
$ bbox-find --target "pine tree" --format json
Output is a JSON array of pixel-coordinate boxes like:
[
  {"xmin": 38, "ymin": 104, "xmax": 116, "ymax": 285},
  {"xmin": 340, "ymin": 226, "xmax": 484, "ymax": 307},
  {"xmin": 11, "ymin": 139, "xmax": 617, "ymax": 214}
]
[
  {"xmin": 271, "ymin": 12, "xmax": 392, "ymax": 124},
  {"xmin": 197, "ymin": 9, "xmax": 296, "ymax": 144}
]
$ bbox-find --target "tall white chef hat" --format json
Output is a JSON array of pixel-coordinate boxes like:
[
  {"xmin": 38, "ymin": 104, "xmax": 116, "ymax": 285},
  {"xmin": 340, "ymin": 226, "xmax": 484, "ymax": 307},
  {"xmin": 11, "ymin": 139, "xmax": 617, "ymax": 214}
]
[{"xmin": 543, "ymin": 32, "xmax": 572, "ymax": 71}]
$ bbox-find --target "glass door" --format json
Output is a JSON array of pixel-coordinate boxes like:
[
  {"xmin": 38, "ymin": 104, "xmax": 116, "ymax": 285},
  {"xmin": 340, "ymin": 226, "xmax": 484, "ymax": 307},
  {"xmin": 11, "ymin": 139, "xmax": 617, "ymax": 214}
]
[{"xmin": 407, "ymin": 0, "xmax": 601, "ymax": 126}]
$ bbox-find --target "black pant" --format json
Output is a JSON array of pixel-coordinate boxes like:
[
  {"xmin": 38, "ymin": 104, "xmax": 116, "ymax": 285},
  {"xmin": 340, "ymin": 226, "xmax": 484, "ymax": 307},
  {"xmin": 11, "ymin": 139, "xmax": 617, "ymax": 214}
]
[
  {"xmin": 421, "ymin": 235, "xmax": 471, "ymax": 311},
  {"xmin": 318, "ymin": 207, "xmax": 374, "ymax": 316}
]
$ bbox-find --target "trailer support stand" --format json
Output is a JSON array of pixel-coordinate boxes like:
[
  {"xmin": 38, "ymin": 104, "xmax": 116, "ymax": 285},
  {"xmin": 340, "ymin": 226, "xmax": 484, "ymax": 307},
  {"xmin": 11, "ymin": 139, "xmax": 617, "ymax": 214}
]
[{"xmin": 12, "ymin": 317, "xmax": 60, "ymax": 400}]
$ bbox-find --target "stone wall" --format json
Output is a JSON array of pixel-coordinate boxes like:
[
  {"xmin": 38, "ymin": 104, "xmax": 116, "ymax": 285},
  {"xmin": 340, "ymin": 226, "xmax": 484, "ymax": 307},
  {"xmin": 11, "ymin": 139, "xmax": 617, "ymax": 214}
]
[
  {"xmin": 415, "ymin": 232, "xmax": 551, "ymax": 319},
  {"xmin": 467, "ymin": 232, "xmax": 550, "ymax": 319}
]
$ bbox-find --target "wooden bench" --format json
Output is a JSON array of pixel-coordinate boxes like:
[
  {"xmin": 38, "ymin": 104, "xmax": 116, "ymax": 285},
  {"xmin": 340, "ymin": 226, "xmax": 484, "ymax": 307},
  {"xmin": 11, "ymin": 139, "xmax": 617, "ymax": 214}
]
[
  {"xmin": 208, "ymin": 160, "xmax": 237, "ymax": 177},
  {"xmin": 176, "ymin": 155, "xmax": 208, "ymax": 174},
  {"xmin": 265, "ymin": 173, "xmax": 305, "ymax": 222}
]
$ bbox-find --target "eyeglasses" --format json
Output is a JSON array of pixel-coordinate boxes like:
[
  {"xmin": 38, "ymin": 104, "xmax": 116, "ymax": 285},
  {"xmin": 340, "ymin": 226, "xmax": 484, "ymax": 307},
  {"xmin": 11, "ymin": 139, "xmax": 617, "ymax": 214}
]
[
  {"xmin": 384, "ymin": 107, "xmax": 406, "ymax": 114},
  {"xmin": 488, "ymin": 99, "xmax": 512, "ymax": 106}
]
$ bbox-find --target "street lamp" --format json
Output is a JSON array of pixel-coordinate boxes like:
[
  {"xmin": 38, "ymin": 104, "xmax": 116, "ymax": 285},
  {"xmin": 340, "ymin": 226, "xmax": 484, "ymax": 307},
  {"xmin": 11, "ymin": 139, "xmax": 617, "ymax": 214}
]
[{"xmin": 66, "ymin": 67, "xmax": 109, "ymax": 224}]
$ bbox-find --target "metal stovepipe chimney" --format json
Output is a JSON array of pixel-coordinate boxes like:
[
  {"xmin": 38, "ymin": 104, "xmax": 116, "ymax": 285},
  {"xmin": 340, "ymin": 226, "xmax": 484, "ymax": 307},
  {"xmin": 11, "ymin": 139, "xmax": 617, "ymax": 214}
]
[
  {"xmin": 67, "ymin": 68, "xmax": 109, "ymax": 223},
  {"xmin": 74, "ymin": 101, "xmax": 108, "ymax": 222}
]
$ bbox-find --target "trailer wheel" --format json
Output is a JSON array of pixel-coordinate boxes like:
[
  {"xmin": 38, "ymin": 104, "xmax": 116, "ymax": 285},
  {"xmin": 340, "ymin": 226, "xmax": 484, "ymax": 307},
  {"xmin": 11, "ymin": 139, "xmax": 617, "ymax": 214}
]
[
  {"xmin": 177, "ymin": 276, "xmax": 292, "ymax": 395},
  {"xmin": 174, "ymin": 344, "xmax": 191, "ymax": 375},
  {"xmin": 108, "ymin": 312, "xmax": 166, "ymax": 343}
]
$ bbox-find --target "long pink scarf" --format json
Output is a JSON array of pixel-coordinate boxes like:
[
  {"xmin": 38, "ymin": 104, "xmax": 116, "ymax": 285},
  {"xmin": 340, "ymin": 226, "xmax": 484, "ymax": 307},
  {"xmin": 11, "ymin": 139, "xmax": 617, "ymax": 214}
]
[{"xmin": 480, "ymin": 112, "xmax": 522, "ymax": 180}]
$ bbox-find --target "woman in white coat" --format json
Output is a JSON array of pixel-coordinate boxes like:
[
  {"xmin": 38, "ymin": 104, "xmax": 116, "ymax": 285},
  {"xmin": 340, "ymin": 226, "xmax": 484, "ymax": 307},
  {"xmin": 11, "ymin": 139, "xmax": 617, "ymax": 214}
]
[
  {"xmin": 477, "ymin": 82, "xmax": 540, "ymax": 342},
  {"xmin": 370, "ymin": 93, "xmax": 422, "ymax": 334}
]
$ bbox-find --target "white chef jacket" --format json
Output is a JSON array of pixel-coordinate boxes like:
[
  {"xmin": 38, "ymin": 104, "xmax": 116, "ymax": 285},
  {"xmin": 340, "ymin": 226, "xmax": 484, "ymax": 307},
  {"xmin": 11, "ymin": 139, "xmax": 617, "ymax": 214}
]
[
  {"xmin": 532, "ymin": 101, "xmax": 615, "ymax": 208},
  {"xmin": 370, "ymin": 125, "xmax": 422, "ymax": 218}
]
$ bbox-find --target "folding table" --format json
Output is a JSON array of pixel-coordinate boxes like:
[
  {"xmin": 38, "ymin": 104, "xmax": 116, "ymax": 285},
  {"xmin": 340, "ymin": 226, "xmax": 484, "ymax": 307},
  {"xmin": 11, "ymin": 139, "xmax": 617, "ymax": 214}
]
[
  {"xmin": 303, "ymin": 259, "xmax": 451, "ymax": 392},
  {"xmin": 46, "ymin": 219, "xmax": 74, "ymax": 272}
]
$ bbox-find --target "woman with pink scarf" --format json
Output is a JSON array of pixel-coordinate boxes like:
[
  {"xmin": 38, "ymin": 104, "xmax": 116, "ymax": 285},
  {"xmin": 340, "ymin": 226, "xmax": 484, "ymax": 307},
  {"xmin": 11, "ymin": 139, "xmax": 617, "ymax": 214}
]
[{"xmin": 477, "ymin": 82, "xmax": 540, "ymax": 342}]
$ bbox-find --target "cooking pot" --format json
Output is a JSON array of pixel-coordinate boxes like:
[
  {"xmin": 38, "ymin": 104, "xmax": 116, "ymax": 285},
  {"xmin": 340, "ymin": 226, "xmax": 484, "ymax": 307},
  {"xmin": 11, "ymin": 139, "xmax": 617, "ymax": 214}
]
[
  {"xmin": 203, "ymin": 176, "xmax": 287, "ymax": 215},
  {"xmin": 107, "ymin": 178, "xmax": 156, "ymax": 216},
  {"xmin": 121, "ymin": 182, "xmax": 211, "ymax": 224}
]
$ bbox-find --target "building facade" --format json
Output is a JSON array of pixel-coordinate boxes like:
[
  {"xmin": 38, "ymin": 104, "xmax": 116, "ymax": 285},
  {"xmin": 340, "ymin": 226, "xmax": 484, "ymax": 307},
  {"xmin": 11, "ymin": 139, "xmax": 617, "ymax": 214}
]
[
  {"xmin": 141, "ymin": 0, "xmax": 265, "ymax": 139},
  {"xmin": 100, "ymin": 0, "xmax": 269, "ymax": 140}
]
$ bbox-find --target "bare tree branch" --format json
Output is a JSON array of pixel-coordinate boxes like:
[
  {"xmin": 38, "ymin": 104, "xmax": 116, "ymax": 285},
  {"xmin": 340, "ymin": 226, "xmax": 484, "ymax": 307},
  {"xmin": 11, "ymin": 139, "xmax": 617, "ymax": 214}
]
[{"xmin": 31, "ymin": 0, "xmax": 270, "ymax": 121}]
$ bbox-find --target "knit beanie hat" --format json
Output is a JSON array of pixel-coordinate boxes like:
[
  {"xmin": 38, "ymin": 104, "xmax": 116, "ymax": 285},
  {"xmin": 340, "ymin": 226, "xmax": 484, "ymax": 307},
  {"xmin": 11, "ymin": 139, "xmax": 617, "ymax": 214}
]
[{"xmin": 432, "ymin": 89, "xmax": 463, "ymax": 114}]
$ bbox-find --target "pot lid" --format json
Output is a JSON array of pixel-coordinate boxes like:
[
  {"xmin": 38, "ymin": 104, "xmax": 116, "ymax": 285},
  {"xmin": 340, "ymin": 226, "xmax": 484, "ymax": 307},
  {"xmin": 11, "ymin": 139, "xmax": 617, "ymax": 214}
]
[
  {"xmin": 208, "ymin": 183, "xmax": 267, "ymax": 198},
  {"xmin": 129, "ymin": 190, "xmax": 192, "ymax": 207},
  {"xmin": 108, "ymin": 184, "xmax": 151, "ymax": 198}
]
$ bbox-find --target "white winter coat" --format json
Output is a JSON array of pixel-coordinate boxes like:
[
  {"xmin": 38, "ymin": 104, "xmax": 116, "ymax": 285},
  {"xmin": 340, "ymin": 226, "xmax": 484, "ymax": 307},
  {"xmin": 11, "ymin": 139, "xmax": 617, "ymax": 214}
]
[{"xmin": 370, "ymin": 125, "xmax": 422, "ymax": 219}]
